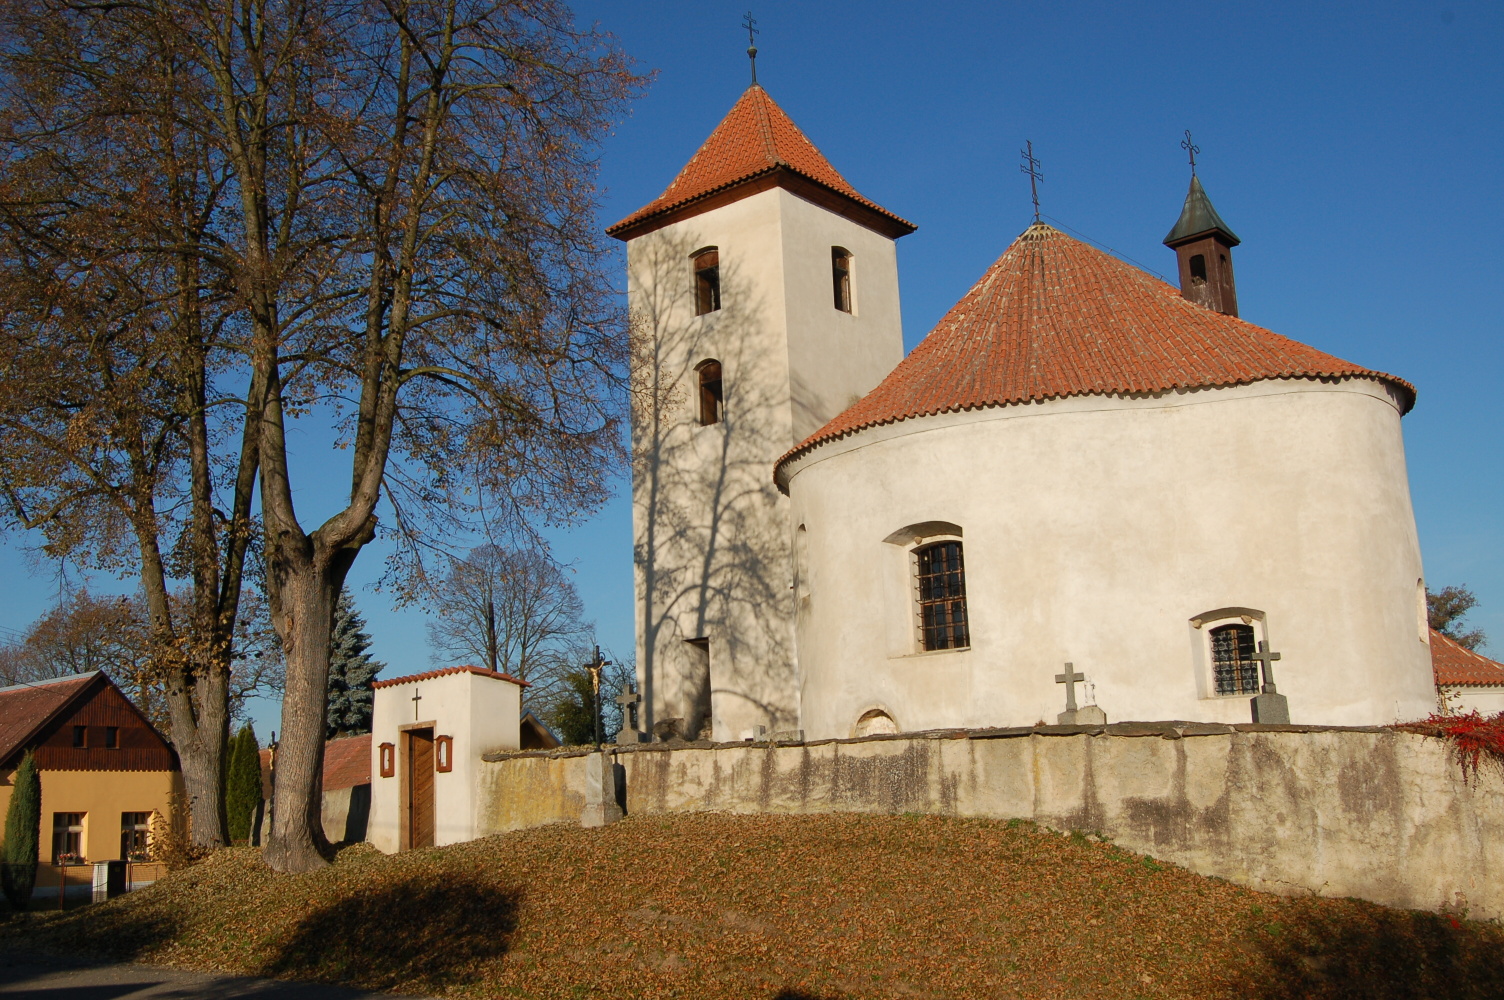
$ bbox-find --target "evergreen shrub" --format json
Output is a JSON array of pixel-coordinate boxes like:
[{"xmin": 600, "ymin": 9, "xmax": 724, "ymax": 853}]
[
  {"xmin": 225, "ymin": 724, "xmax": 263, "ymax": 843},
  {"xmin": 1, "ymin": 751, "xmax": 41, "ymax": 909}
]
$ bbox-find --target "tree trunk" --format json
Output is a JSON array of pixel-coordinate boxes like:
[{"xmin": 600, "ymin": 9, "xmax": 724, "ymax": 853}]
[
  {"xmin": 168, "ymin": 682, "xmax": 229, "ymax": 848},
  {"xmin": 262, "ymin": 558, "xmax": 342, "ymax": 872}
]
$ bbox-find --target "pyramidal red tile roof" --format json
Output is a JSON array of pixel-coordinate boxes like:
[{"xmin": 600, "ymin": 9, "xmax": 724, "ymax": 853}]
[
  {"xmin": 775, "ymin": 223, "xmax": 1414, "ymax": 483},
  {"xmin": 372, "ymin": 664, "xmax": 529, "ymax": 689},
  {"xmin": 1431, "ymin": 630, "xmax": 1504, "ymax": 688},
  {"xmin": 606, "ymin": 84, "xmax": 913, "ymax": 239}
]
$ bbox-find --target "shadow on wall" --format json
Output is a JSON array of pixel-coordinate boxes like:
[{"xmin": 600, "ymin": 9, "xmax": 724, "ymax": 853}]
[
  {"xmin": 629, "ymin": 230, "xmax": 798, "ymax": 739},
  {"xmin": 1231, "ymin": 898, "xmax": 1504, "ymax": 1000}
]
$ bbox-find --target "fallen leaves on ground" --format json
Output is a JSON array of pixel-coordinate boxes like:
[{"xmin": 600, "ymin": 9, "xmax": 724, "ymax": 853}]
[{"xmin": 1, "ymin": 813, "xmax": 1500, "ymax": 1000}]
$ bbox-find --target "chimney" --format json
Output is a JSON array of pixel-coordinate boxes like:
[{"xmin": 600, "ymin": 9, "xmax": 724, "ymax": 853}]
[{"xmin": 1164, "ymin": 175, "xmax": 1240, "ymax": 317}]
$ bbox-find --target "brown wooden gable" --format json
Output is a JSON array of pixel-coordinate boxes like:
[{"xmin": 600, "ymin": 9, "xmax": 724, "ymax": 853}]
[{"xmin": 26, "ymin": 676, "xmax": 177, "ymax": 772}]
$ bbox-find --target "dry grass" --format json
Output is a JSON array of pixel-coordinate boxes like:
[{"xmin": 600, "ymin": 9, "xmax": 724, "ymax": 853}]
[{"xmin": 2, "ymin": 813, "xmax": 1501, "ymax": 999}]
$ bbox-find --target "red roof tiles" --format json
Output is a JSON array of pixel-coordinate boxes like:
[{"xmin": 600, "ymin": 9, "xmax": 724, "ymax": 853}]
[
  {"xmin": 1431, "ymin": 630, "xmax": 1504, "ymax": 688},
  {"xmin": 372, "ymin": 664, "xmax": 529, "ymax": 689},
  {"xmin": 606, "ymin": 84, "xmax": 913, "ymax": 239},
  {"xmin": 775, "ymin": 223, "xmax": 1414, "ymax": 483},
  {"xmin": 0, "ymin": 673, "xmax": 98, "ymax": 767},
  {"xmin": 322, "ymin": 733, "xmax": 371, "ymax": 790}
]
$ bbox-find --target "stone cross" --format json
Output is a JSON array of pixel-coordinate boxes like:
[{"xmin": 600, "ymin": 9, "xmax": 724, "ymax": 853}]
[
  {"xmin": 1252, "ymin": 640, "xmax": 1282, "ymax": 693},
  {"xmin": 615, "ymin": 686, "xmax": 642, "ymax": 733},
  {"xmin": 1055, "ymin": 662, "xmax": 1083, "ymax": 713},
  {"xmin": 411, "ymin": 688, "xmax": 422, "ymax": 721}
]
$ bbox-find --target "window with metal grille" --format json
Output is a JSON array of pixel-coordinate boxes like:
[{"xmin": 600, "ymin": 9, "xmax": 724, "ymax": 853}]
[
  {"xmin": 916, "ymin": 541, "xmax": 969, "ymax": 651},
  {"xmin": 831, "ymin": 247, "xmax": 852, "ymax": 312},
  {"xmin": 1210, "ymin": 623, "xmax": 1259, "ymax": 695},
  {"xmin": 53, "ymin": 812, "xmax": 85, "ymax": 862},
  {"xmin": 120, "ymin": 812, "xmax": 151, "ymax": 859},
  {"xmin": 696, "ymin": 359, "xmax": 723, "ymax": 426},
  {"xmin": 693, "ymin": 248, "xmax": 721, "ymax": 315}
]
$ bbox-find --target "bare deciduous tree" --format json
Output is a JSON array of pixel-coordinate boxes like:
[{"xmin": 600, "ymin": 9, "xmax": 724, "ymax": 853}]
[{"xmin": 427, "ymin": 544, "xmax": 590, "ymax": 701}]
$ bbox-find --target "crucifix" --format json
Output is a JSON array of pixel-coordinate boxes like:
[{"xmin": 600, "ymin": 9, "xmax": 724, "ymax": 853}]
[
  {"xmin": 585, "ymin": 646, "xmax": 611, "ymax": 747},
  {"xmin": 1181, "ymin": 129, "xmax": 1200, "ymax": 175},
  {"xmin": 742, "ymin": 11, "xmax": 760, "ymax": 85},
  {"xmin": 1020, "ymin": 140, "xmax": 1043, "ymax": 223},
  {"xmin": 1055, "ymin": 662, "xmax": 1084, "ymax": 714},
  {"xmin": 615, "ymin": 685, "xmax": 642, "ymax": 735},
  {"xmin": 1252, "ymin": 640, "xmax": 1281, "ymax": 693},
  {"xmin": 410, "ymin": 688, "xmax": 422, "ymax": 721}
]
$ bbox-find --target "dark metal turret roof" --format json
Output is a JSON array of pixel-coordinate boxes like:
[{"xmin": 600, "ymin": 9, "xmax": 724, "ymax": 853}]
[{"xmin": 1164, "ymin": 175, "xmax": 1240, "ymax": 247}]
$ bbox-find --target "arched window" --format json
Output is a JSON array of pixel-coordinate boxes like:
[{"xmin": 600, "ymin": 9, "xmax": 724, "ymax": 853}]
[
  {"xmin": 696, "ymin": 359, "xmax": 723, "ymax": 426},
  {"xmin": 693, "ymin": 247, "xmax": 721, "ymax": 315},
  {"xmin": 916, "ymin": 541, "xmax": 968, "ymax": 650},
  {"xmin": 1210, "ymin": 623, "xmax": 1259, "ymax": 695},
  {"xmin": 831, "ymin": 247, "xmax": 852, "ymax": 312},
  {"xmin": 853, "ymin": 709, "xmax": 899, "ymax": 737}
]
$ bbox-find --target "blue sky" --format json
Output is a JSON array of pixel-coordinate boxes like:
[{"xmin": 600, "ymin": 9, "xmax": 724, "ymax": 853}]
[{"xmin": 1, "ymin": 1, "xmax": 1498, "ymax": 733}]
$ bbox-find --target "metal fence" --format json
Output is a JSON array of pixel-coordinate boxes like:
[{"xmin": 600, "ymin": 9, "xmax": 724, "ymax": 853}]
[{"xmin": 0, "ymin": 860, "xmax": 168, "ymax": 909}]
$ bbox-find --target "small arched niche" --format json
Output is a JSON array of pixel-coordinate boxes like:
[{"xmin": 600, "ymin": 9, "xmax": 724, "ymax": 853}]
[
  {"xmin": 852, "ymin": 708, "xmax": 899, "ymax": 738},
  {"xmin": 882, "ymin": 521, "xmax": 962, "ymax": 546}
]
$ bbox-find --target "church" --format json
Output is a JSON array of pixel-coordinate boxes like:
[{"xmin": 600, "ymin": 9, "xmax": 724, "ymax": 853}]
[{"xmin": 609, "ymin": 82, "xmax": 1437, "ymax": 744}]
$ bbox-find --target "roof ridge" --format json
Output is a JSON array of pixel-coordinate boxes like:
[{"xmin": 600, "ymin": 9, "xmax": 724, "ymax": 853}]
[{"xmin": 0, "ymin": 670, "xmax": 101, "ymax": 696}]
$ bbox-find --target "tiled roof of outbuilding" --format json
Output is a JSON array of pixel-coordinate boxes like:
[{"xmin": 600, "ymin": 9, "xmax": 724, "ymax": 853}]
[
  {"xmin": 606, "ymin": 84, "xmax": 913, "ymax": 238},
  {"xmin": 1431, "ymin": 630, "xmax": 1504, "ymax": 688},
  {"xmin": 372, "ymin": 664, "xmax": 529, "ymax": 689},
  {"xmin": 775, "ymin": 224, "xmax": 1414, "ymax": 483},
  {"xmin": 322, "ymin": 733, "xmax": 371, "ymax": 790}
]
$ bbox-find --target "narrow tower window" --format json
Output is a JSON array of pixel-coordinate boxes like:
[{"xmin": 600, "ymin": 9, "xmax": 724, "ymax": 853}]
[
  {"xmin": 693, "ymin": 248, "xmax": 721, "ymax": 315},
  {"xmin": 1189, "ymin": 254, "xmax": 1208, "ymax": 285},
  {"xmin": 696, "ymin": 359, "xmax": 723, "ymax": 426},
  {"xmin": 915, "ymin": 541, "xmax": 969, "ymax": 651},
  {"xmin": 831, "ymin": 247, "xmax": 852, "ymax": 312}
]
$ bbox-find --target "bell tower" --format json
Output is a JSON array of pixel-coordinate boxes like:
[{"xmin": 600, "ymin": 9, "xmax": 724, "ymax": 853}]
[
  {"xmin": 1164, "ymin": 142, "xmax": 1241, "ymax": 317},
  {"xmin": 608, "ymin": 83, "xmax": 913, "ymax": 742}
]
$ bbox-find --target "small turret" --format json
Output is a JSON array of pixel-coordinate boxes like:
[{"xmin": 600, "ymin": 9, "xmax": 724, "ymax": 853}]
[{"xmin": 1164, "ymin": 174, "xmax": 1241, "ymax": 317}]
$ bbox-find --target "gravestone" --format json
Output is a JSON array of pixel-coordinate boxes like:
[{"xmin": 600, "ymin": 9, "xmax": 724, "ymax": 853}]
[
  {"xmin": 1055, "ymin": 663, "xmax": 1108, "ymax": 725},
  {"xmin": 614, "ymin": 686, "xmax": 647, "ymax": 744},
  {"xmin": 1249, "ymin": 640, "xmax": 1291, "ymax": 724},
  {"xmin": 580, "ymin": 750, "xmax": 624, "ymax": 828}
]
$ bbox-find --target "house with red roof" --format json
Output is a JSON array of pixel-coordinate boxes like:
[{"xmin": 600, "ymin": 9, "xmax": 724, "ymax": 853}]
[
  {"xmin": 1431, "ymin": 630, "xmax": 1504, "ymax": 715},
  {"xmin": 0, "ymin": 672, "xmax": 180, "ymax": 864},
  {"xmin": 614, "ymin": 80, "xmax": 1438, "ymax": 741}
]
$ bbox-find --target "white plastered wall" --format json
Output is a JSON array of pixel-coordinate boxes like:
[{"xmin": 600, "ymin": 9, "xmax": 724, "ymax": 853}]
[
  {"xmin": 367, "ymin": 670, "xmax": 521, "ymax": 853},
  {"xmin": 782, "ymin": 378, "xmax": 1436, "ymax": 737},
  {"xmin": 626, "ymin": 186, "xmax": 904, "ymax": 741}
]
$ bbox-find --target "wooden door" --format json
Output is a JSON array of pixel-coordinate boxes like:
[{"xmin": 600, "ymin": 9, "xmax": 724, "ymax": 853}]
[{"xmin": 407, "ymin": 728, "xmax": 435, "ymax": 849}]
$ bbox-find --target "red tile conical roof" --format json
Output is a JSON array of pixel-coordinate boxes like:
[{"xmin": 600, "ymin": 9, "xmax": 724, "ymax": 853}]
[
  {"xmin": 776, "ymin": 224, "xmax": 1413, "ymax": 482},
  {"xmin": 607, "ymin": 84, "xmax": 913, "ymax": 239}
]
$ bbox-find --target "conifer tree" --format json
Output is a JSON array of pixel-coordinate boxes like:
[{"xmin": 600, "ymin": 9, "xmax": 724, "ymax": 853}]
[
  {"xmin": 327, "ymin": 589, "xmax": 384, "ymax": 739},
  {"xmin": 225, "ymin": 724, "xmax": 263, "ymax": 843},
  {"xmin": 1, "ymin": 751, "xmax": 40, "ymax": 909}
]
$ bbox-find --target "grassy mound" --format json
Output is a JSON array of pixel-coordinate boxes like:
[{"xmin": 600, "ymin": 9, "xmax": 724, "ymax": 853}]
[{"xmin": 2, "ymin": 813, "xmax": 1500, "ymax": 999}]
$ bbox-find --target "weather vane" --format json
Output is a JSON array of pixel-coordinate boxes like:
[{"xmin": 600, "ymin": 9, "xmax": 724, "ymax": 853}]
[
  {"xmin": 742, "ymin": 12, "xmax": 759, "ymax": 85},
  {"xmin": 1181, "ymin": 129, "xmax": 1200, "ymax": 175},
  {"xmin": 1020, "ymin": 140, "xmax": 1044, "ymax": 223}
]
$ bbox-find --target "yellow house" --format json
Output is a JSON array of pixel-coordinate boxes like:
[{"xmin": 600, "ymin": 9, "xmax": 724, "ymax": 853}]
[{"xmin": 0, "ymin": 672, "xmax": 180, "ymax": 863}]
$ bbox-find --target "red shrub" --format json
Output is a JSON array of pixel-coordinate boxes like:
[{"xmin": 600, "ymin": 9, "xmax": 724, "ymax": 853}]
[{"xmin": 1396, "ymin": 711, "xmax": 1504, "ymax": 783}]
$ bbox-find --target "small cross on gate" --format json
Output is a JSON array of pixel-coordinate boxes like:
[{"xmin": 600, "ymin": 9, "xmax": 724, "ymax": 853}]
[
  {"xmin": 1252, "ymin": 640, "xmax": 1282, "ymax": 693},
  {"xmin": 1055, "ymin": 662, "xmax": 1084, "ymax": 714},
  {"xmin": 411, "ymin": 687, "xmax": 422, "ymax": 721},
  {"xmin": 615, "ymin": 685, "xmax": 642, "ymax": 734},
  {"xmin": 1020, "ymin": 140, "xmax": 1044, "ymax": 223},
  {"xmin": 742, "ymin": 11, "xmax": 760, "ymax": 85},
  {"xmin": 1181, "ymin": 129, "xmax": 1200, "ymax": 175}
]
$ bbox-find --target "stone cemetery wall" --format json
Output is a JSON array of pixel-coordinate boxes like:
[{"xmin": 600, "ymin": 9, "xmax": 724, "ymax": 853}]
[{"xmin": 477, "ymin": 724, "xmax": 1504, "ymax": 919}]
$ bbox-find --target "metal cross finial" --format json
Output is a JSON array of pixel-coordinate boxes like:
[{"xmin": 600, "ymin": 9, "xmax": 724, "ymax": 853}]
[
  {"xmin": 1181, "ymin": 129, "xmax": 1200, "ymax": 175},
  {"xmin": 1020, "ymin": 140, "xmax": 1044, "ymax": 223},
  {"xmin": 742, "ymin": 12, "xmax": 760, "ymax": 85},
  {"xmin": 1055, "ymin": 662, "xmax": 1084, "ymax": 713},
  {"xmin": 410, "ymin": 687, "xmax": 422, "ymax": 721}
]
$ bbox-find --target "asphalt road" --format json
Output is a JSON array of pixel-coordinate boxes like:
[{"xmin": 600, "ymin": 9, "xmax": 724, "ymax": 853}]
[{"xmin": 0, "ymin": 950, "xmax": 432, "ymax": 1000}]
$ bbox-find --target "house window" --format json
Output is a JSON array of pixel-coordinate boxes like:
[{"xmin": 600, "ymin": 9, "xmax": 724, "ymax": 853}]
[
  {"xmin": 72, "ymin": 725, "xmax": 87, "ymax": 748},
  {"xmin": 916, "ymin": 541, "xmax": 969, "ymax": 651},
  {"xmin": 696, "ymin": 359, "xmax": 723, "ymax": 426},
  {"xmin": 120, "ymin": 812, "xmax": 151, "ymax": 860},
  {"xmin": 831, "ymin": 247, "xmax": 852, "ymax": 312},
  {"xmin": 53, "ymin": 812, "xmax": 85, "ymax": 863},
  {"xmin": 693, "ymin": 248, "xmax": 721, "ymax": 315},
  {"xmin": 1210, "ymin": 623, "xmax": 1259, "ymax": 695},
  {"xmin": 104, "ymin": 727, "xmax": 119, "ymax": 749}
]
